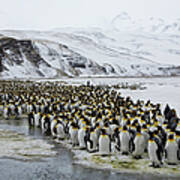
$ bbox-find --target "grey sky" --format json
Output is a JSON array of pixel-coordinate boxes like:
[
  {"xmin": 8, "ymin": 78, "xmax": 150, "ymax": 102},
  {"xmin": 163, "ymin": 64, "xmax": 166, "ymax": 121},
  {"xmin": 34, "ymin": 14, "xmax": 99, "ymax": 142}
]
[{"xmin": 0, "ymin": 0, "xmax": 180, "ymax": 30}]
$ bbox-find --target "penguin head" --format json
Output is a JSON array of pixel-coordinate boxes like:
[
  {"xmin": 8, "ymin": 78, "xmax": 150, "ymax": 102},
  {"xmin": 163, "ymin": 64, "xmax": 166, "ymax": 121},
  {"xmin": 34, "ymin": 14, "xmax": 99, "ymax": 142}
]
[
  {"xmin": 71, "ymin": 122, "xmax": 79, "ymax": 129},
  {"xmin": 114, "ymin": 127, "xmax": 119, "ymax": 134},
  {"xmin": 142, "ymin": 124, "xmax": 147, "ymax": 132},
  {"xmin": 136, "ymin": 125, "xmax": 141, "ymax": 134},
  {"xmin": 95, "ymin": 122, "xmax": 101, "ymax": 129},
  {"xmin": 90, "ymin": 127, "xmax": 95, "ymax": 133},
  {"xmin": 122, "ymin": 125, "xmax": 128, "ymax": 132},
  {"xmin": 168, "ymin": 134, "xmax": 175, "ymax": 142},
  {"xmin": 175, "ymin": 131, "xmax": 180, "ymax": 139},
  {"xmin": 162, "ymin": 121, "xmax": 168, "ymax": 129},
  {"xmin": 110, "ymin": 119, "xmax": 119, "ymax": 126},
  {"xmin": 126, "ymin": 119, "xmax": 131, "ymax": 127},
  {"xmin": 148, "ymin": 131, "xmax": 154, "ymax": 142},
  {"xmin": 101, "ymin": 128, "xmax": 107, "ymax": 136}
]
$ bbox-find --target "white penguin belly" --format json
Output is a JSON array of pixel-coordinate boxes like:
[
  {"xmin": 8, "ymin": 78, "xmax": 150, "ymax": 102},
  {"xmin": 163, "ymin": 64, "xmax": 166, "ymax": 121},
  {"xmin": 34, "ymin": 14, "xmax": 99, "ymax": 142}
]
[
  {"xmin": 87, "ymin": 133, "xmax": 98, "ymax": 151},
  {"xmin": 56, "ymin": 124, "xmax": 65, "ymax": 139},
  {"xmin": 165, "ymin": 143, "xmax": 178, "ymax": 164},
  {"xmin": 99, "ymin": 136, "xmax": 110, "ymax": 155},
  {"xmin": 78, "ymin": 129, "xmax": 86, "ymax": 148},
  {"xmin": 120, "ymin": 132, "xmax": 130, "ymax": 153},
  {"xmin": 148, "ymin": 142, "xmax": 159, "ymax": 163},
  {"xmin": 133, "ymin": 136, "xmax": 145, "ymax": 156},
  {"xmin": 70, "ymin": 128, "xmax": 78, "ymax": 145}
]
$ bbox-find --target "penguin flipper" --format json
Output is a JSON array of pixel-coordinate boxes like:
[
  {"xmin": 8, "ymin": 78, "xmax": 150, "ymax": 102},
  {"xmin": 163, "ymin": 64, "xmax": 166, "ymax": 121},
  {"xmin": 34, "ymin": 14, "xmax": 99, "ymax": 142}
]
[
  {"xmin": 117, "ymin": 136, "xmax": 121, "ymax": 150},
  {"xmin": 178, "ymin": 140, "xmax": 180, "ymax": 149},
  {"xmin": 84, "ymin": 135, "xmax": 88, "ymax": 149},
  {"xmin": 157, "ymin": 149, "xmax": 162, "ymax": 162},
  {"xmin": 129, "ymin": 138, "xmax": 135, "ymax": 153},
  {"xmin": 109, "ymin": 135, "xmax": 111, "ymax": 152},
  {"xmin": 177, "ymin": 150, "xmax": 180, "ymax": 160},
  {"xmin": 90, "ymin": 139, "xmax": 93, "ymax": 149},
  {"xmin": 165, "ymin": 149, "xmax": 167, "ymax": 159}
]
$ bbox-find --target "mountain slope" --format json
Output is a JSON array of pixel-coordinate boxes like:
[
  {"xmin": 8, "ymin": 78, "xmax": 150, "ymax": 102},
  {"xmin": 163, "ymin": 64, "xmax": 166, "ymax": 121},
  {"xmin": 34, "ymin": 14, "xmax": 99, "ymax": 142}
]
[{"xmin": 0, "ymin": 15, "xmax": 180, "ymax": 78}]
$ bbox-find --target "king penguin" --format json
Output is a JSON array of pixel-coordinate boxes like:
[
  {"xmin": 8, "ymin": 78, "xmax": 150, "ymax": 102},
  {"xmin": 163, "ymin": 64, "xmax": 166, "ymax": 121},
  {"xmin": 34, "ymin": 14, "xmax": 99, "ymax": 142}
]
[
  {"xmin": 148, "ymin": 132, "xmax": 163, "ymax": 168},
  {"xmin": 120, "ymin": 125, "xmax": 130, "ymax": 155},
  {"xmin": 165, "ymin": 134, "xmax": 179, "ymax": 165},
  {"xmin": 69, "ymin": 122, "xmax": 79, "ymax": 147},
  {"xmin": 85, "ymin": 127, "xmax": 98, "ymax": 153},
  {"xmin": 132, "ymin": 126, "xmax": 145, "ymax": 159},
  {"xmin": 98, "ymin": 128, "xmax": 111, "ymax": 155}
]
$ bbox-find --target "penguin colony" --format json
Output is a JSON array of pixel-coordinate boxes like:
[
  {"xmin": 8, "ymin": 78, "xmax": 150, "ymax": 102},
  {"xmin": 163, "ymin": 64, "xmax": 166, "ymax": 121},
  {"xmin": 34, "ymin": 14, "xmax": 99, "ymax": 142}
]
[{"xmin": 0, "ymin": 80, "xmax": 180, "ymax": 168}]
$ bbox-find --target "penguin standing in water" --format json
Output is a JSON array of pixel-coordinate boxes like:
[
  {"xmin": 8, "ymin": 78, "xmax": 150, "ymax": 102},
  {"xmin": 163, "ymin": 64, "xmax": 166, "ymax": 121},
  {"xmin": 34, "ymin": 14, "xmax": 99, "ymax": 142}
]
[
  {"xmin": 120, "ymin": 125, "xmax": 130, "ymax": 155},
  {"xmin": 165, "ymin": 134, "xmax": 179, "ymax": 165},
  {"xmin": 132, "ymin": 126, "xmax": 145, "ymax": 159},
  {"xmin": 148, "ymin": 132, "xmax": 163, "ymax": 168},
  {"xmin": 98, "ymin": 129, "xmax": 111, "ymax": 155}
]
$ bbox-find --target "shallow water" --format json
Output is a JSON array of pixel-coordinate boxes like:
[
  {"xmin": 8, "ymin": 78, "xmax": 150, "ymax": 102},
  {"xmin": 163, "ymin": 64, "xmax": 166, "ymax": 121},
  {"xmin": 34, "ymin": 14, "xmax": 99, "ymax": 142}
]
[{"xmin": 0, "ymin": 118, "xmax": 179, "ymax": 180}]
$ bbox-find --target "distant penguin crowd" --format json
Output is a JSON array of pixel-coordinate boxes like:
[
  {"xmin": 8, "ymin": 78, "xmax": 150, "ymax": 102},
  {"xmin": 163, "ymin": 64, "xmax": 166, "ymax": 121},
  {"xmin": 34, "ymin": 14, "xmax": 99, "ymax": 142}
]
[{"xmin": 0, "ymin": 80, "xmax": 180, "ymax": 168}]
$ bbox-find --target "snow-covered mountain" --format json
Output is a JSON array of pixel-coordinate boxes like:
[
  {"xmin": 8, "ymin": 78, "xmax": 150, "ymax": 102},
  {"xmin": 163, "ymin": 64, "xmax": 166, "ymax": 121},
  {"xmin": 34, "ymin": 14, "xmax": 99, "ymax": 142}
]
[
  {"xmin": 112, "ymin": 12, "xmax": 180, "ymax": 34},
  {"xmin": 0, "ymin": 13, "xmax": 180, "ymax": 78}
]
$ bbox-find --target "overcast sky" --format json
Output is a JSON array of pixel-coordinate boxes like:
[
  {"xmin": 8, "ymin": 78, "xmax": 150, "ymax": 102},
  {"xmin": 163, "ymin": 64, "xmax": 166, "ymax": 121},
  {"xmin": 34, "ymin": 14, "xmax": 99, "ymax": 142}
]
[{"xmin": 0, "ymin": 0, "xmax": 180, "ymax": 30}]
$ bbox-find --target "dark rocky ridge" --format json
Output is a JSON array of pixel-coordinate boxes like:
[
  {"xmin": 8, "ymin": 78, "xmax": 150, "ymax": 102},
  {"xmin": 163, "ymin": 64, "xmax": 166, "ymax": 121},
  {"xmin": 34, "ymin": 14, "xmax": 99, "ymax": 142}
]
[{"xmin": 0, "ymin": 37, "xmax": 107, "ymax": 77}]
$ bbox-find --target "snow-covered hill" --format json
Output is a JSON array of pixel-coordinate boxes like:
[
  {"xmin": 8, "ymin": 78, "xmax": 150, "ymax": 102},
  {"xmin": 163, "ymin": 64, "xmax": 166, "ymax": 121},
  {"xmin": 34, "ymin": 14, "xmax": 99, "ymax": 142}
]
[
  {"xmin": 0, "ymin": 14, "xmax": 180, "ymax": 78},
  {"xmin": 112, "ymin": 12, "xmax": 180, "ymax": 34}
]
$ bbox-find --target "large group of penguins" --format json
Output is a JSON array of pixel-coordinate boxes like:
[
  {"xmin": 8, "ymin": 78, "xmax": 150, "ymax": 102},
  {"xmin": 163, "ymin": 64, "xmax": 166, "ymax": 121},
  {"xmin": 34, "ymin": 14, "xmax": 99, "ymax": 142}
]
[{"xmin": 0, "ymin": 80, "xmax": 180, "ymax": 168}]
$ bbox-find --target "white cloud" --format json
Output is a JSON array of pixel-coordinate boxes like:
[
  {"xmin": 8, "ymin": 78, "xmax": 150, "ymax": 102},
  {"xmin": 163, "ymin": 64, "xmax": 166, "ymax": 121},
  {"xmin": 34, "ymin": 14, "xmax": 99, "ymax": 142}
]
[{"xmin": 0, "ymin": 0, "xmax": 180, "ymax": 30}]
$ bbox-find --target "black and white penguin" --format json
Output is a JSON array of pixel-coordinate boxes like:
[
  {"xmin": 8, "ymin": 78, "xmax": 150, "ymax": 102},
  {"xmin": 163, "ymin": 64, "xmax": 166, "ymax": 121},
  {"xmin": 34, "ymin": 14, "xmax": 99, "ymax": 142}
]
[
  {"xmin": 85, "ymin": 127, "xmax": 98, "ymax": 153},
  {"xmin": 28, "ymin": 112, "xmax": 34, "ymax": 127},
  {"xmin": 55, "ymin": 121, "xmax": 66, "ymax": 140},
  {"xmin": 119, "ymin": 125, "xmax": 130, "ymax": 155},
  {"xmin": 0, "ymin": 103, "xmax": 4, "ymax": 115},
  {"xmin": 141, "ymin": 124, "xmax": 150, "ymax": 152},
  {"xmin": 69, "ymin": 122, "xmax": 79, "ymax": 147},
  {"xmin": 78, "ymin": 126, "xmax": 88, "ymax": 149},
  {"xmin": 14, "ymin": 105, "xmax": 22, "ymax": 118},
  {"xmin": 51, "ymin": 118, "xmax": 58, "ymax": 138},
  {"xmin": 165, "ymin": 134, "xmax": 179, "ymax": 165},
  {"xmin": 112, "ymin": 127, "xmax": 121, "ymax": 152},
  {"xmin": 175, "ymin": 131, "xmax": 180, "ymax": 160},
  {"xmin": 34, "ymin": 112, "xmax": 41, "ymax": 128},
  {"xmin": 164, "ymin": 104, "xmax": 170, "ymax": 119},
  {"xmin": 132, "ymin": 126, "xmax": 145, "ymax": 159},
  {"xmin": 41, "ymin": 114, "xmax": 51, "ymax": 134},
  {"xmin": 3, "ymin": 106, "xmax": 9, "ymax": 119},
  {"xmin": 148, "ymin": 132, "xmax": 163, "ymax": 168},
  {"xmin": 98, "ymin": 128, "xmax": 111, "ymax": 155}
]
